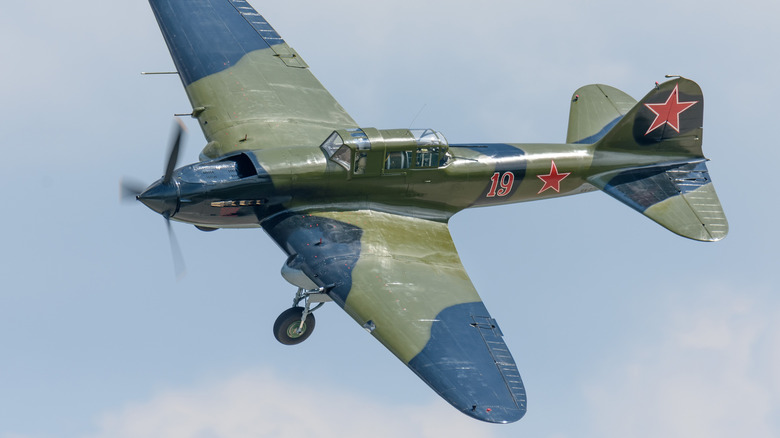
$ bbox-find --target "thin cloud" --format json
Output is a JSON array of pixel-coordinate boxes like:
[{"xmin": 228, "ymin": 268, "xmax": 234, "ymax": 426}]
[
  {"xmin": 86, "ymin": 370, "xmax": 497, "ymax": 438},
  {"xmin": 583, "ymin": 287, "xmax": 778, "ymax": 438}
]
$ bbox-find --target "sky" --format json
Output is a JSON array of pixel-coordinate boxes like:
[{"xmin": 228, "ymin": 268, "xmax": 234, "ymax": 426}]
[{"xmin": 1, "ymin": 0, "xmax": 778, "ymax": 437}]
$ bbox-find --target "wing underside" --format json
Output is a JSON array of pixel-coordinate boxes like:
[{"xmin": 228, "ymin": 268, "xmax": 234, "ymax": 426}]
[
  {"xmin": 149, "ymin": 0, "xmax": 358, "ymax": 157},
  {"xmin": 262, "ymin": 210, "xmax": 527, "ymax": 423}
]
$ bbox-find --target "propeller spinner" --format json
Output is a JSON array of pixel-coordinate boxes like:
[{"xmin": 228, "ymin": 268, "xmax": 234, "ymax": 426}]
[{"xmin": 121, "ymin": 119, "xmax": 187, "ymax": 278}]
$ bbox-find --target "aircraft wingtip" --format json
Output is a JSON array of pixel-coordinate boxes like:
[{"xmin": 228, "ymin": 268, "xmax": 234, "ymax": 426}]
[{"xmin": 461, "ymin": 404, "xmax": 526, "ymax": 423}]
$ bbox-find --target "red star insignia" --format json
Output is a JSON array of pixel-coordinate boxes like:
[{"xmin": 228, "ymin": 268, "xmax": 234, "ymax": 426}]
[
  {"xmin": 644, "ymin": 84, "xmax": 698, "ymax": 135},
  {"xmin": 537, "ymin": 160, "xmax": 570, "ymax": 194}
]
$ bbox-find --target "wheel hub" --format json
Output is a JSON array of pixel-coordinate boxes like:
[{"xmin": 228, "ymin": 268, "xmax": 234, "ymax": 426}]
[{"xmin": 287, "ymin": 321, "xmax": 306, "ymax": 338}]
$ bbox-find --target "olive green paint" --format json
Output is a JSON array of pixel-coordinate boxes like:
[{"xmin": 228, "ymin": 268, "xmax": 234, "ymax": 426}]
[
  {"xmin": 182, "ymin": 47, "xmax": 358, "ymax": 159},
  {"xmin": 244, "ymin": 142, "xmax": 598, "ymax": 224},
  {"xmin": 566, "ymin": 84, "xmax": 636, "ymax": 143},
  {"xmin": 313, "ymin": 210, "xmax": 481, "ymax": 363},
  {"xmin": 644, "ymin": 183, "xmax": 728, "ymax": 241},
  {"xmin": 142, "ymin": 1, "xmax": 729, "ymax": 422}
]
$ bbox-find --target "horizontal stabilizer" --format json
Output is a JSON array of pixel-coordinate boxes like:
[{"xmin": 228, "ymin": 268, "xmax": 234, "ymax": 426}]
[
  {"xmin": 589, "ymin": 78, "xmax": 728, "ymax": 241},
  {"xmin": 590, "ymin": 161, "xmax": 728, "ymax": 241}
]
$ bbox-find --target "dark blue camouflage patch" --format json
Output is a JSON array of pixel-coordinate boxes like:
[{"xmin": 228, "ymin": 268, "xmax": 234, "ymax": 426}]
[
  {"xmin": 574, "ymin": 116, "xmax": 622, "ymax": 144},
  {"xmin": 150, "ymin": 0, "xmax": 282, "ymax": 85},
  {"xmin": 454, "ymin": 144, "xmax": 527, "ymax": 206},
  {"xmin": 603, "ymin": 160, "xmax": 710, "ymax": 212},
  {"xmin": 408, "ymin": 301, "xmax": 526, "ymax": 423},
  {"xmin": 262, "ymin": 213, "xmax": 361, "ymax": 306}
]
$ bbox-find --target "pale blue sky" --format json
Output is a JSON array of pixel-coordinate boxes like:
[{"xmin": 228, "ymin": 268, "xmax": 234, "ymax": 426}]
[{"xmin": 1, "ymin": 1, "xmax": 778, "ymax": 437}]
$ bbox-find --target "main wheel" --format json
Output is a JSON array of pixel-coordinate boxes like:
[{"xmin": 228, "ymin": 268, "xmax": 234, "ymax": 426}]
[{"xmin": 273, "ymin": 306, "xmax": 315, "ymax": 345}]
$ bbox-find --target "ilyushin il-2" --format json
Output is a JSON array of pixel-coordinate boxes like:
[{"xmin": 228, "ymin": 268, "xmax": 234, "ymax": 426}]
[{"xmin": 125, "ymin": 0, "xmax": 728, "ymax": 423}]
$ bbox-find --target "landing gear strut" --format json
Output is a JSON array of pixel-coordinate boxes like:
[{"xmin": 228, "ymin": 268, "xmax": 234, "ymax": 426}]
[{"xmin": 272, "ymin": 288, "xmax": 331, "ymax": 345}]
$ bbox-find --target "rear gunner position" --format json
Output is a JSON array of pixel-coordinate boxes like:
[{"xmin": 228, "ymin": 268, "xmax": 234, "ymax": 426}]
[{"xmin": 128, "ymin": 0, "xmax": 727, "ymax": 423}]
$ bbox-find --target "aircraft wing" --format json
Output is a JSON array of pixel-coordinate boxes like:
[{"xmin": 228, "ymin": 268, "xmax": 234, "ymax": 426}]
[
  {"xmin": 263, "ymin": 210, "xmax": 527, "ymax": 423},
  {"xmin": 149, "ymin": 0, "xmax": 358, "ymax": 158}
]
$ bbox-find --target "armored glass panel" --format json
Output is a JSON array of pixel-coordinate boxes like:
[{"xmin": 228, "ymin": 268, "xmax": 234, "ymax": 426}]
[
  {"xmin": 410, "ymin": 129, "xmax": 448, "ymax": 147},
  {"xmin": 320, "ymin": 131, "xmax": 344, "ymax": 158},
  {"xmin": 331, "ymin": 144, "xmax": 352, "ymax": 171}
]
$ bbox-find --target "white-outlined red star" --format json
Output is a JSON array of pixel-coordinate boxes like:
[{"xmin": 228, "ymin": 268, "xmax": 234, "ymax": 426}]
[
  {"xmin": 644, "ymin": 84, "xmax": 698, "ymax": 135},
  {"xmin": 537, "ymin": 160, "xmax": 570, "ymax": 194}
]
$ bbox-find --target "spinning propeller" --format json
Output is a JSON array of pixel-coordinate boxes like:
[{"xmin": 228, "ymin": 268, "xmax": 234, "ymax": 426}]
[{"xmin": 121, "ymin": 119, "xmax": 187, "ymax": 278}]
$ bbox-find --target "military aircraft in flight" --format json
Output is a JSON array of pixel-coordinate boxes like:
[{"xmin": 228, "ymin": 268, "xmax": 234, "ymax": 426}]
[{"xmin": 125, "ymin": 0, "xmax": 728, "ymax": 424}]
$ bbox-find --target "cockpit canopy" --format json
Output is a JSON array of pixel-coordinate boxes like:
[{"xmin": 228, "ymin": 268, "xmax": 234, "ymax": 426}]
[{"xmin": 321, "ymin": 128, "xmax": 450, "ymax": 175}]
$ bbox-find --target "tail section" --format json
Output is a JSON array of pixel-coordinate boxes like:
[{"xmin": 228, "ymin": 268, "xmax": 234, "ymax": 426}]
[{"xmin": 582, "ymin": 78, "xmax": 728, "ymax": 241}]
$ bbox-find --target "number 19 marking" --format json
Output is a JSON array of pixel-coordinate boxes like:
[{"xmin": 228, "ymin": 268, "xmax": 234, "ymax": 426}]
[{"xmin": 486, "ymin": 171, "xmax": 515, "ymax": 197}]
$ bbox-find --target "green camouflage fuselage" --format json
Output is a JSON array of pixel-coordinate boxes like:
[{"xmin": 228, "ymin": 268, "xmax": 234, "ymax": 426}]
[
  {"xmin": 162, "ymin": 141, "xmax": 597, "ymax": 229},
  {"xmin": 139, "ymin": 141, "xmax": 593, "ymax": 371}
]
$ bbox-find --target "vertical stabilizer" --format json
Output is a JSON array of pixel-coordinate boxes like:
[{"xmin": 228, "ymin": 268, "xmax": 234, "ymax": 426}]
[{"xmin": 566, "ymin": 84, "xmax": 636, "ymax": 144}]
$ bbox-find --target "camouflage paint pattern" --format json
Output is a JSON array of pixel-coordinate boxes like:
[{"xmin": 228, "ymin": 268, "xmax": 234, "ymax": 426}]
[{"xmin": 140, "ymin": 0, "xmax": 728, "ymax": 424}]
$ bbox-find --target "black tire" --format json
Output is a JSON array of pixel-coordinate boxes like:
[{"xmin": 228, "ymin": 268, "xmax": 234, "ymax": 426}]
[{"xmin": 273, "ymin": 306, "xmax": 315, "ymax": 345}]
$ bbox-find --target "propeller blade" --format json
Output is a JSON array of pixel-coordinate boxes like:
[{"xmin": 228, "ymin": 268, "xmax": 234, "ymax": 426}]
[
  {"xmin": 119, "ymin": 178, "xmax": 146, "ymax": 202},
  {"xmin": 164, "ymin": 213, "xmax": 187, "ymax": 279},
  {"xmin": 126, "ymin": 118, "xmax": 189, "ymax": 278},
  {"xmin": 162, "ymin": 118, "xmax": 187, "ymax": 185}
]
